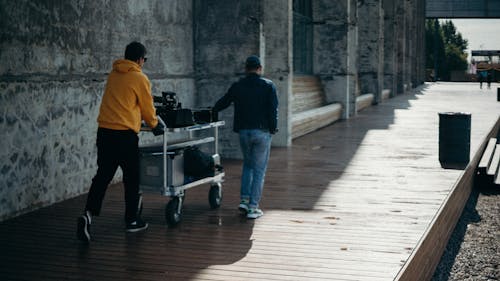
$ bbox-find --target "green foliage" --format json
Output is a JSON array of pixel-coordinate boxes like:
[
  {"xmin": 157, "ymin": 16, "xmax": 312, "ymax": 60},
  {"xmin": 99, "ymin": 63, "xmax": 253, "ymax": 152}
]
[{"xmin": 425, "ymin": 19, "xmax": 468, "ymax": 81}]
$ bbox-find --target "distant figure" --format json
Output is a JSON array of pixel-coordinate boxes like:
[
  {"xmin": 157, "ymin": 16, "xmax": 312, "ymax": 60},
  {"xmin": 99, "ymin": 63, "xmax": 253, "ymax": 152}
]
[
  {"xmin": 478, "ymin": 71, "xmax": 485, "ymax": 89},
  {"xmin": 486, "ymin": 71, "xmax": 492, "ymax": 89}
]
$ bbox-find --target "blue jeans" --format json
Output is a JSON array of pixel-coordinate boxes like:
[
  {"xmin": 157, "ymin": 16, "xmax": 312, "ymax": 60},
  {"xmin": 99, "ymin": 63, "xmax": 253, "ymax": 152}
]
[{"xmin": 239, "ymin": 129, "xmax": 272, "ymax": 208}]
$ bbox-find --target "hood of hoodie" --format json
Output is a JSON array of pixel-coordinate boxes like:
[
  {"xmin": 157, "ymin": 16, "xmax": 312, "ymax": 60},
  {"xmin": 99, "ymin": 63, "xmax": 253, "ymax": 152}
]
[{"xmin": 112, "ymin": 59, "xmax": 141, "ymax": 73}]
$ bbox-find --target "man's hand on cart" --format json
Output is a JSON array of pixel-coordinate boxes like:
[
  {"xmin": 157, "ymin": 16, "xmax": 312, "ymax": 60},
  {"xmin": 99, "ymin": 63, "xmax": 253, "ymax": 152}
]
[{"xmin": 152, "ymin": 121, "xmax": 165, "ymax": 136}]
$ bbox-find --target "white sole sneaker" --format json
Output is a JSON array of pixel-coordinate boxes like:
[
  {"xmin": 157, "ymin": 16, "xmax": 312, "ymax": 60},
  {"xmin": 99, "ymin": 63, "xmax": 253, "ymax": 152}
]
[
  {"xmin": 126, "ymin": 221, "xmax": 149, "ymax": 233},
  {"xmin": 77, "ymin": 215, "xmax": 90, "ymax": 242},
  {"xmin": 247, "ymin": 209, "xmax": 263, "ymax": 219}
]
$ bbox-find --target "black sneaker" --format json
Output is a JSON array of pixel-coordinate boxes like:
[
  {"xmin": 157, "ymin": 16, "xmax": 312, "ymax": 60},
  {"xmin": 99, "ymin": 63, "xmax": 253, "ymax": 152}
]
[
  {"xmin": 126, "ymin": 218, "xmax": 148, "ymax": 233},
  {"xmin": 77, "ymin": 214, "xmax": 91, "ymax": 242}
]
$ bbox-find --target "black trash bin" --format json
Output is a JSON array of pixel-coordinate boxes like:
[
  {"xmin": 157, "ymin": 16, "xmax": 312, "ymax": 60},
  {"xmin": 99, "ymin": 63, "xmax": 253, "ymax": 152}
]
[{"xmin": 438, "ymin": 112, "xmax": 471, "ymax": 169}]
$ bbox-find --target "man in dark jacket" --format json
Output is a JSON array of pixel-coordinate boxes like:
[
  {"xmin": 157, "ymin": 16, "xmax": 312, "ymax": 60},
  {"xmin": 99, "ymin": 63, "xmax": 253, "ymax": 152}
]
[{"xmin": 214, "ymin": 55, "xmax": 278, "ymax": 219}]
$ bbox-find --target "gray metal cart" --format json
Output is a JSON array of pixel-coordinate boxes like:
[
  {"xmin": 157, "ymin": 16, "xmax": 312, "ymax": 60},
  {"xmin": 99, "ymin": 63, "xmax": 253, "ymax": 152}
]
[{"xmin": 139, "ymin": 118, "xmax": 225, "ymax": 226}]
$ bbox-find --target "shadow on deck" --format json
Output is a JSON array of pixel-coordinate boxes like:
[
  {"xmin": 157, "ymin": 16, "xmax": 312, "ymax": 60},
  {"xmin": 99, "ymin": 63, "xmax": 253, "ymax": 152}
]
[{"xmin": 1, "ymin": 83, "xmax": 499, "ymax": 281}]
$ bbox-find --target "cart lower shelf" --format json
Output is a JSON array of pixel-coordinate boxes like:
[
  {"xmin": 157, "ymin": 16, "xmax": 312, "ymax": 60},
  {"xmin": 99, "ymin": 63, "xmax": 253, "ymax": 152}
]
[
  {"xmin": 164, "ymin": 182, "xmax": 222, "ymax": 226},
  {"xmin": 141, "ymin": 173, "xmax": 224, "ymax": 226},
  {"xmin": 139, "ymin": 119, "xmax": 225, "ymax": 227}
]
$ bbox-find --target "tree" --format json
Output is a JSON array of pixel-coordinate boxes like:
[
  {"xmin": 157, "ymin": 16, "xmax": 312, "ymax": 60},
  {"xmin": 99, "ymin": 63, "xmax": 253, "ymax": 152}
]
[
  {"xmin": 442, "ymin": 21, "xmax": 468, "ymax": 52},
  {"xmin": 425, "ymin": 19, "xmax": 468, "ymax": 81},
  {"xmin": 426, "ymin": 19, "xmax": 445, "ymax": 79}
]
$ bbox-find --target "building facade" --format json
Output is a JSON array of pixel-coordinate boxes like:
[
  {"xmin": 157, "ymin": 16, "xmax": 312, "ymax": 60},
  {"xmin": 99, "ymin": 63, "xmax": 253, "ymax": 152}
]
[{"xmin": 0, "ymin": 0, "xmax": 426, "ymax": 220}]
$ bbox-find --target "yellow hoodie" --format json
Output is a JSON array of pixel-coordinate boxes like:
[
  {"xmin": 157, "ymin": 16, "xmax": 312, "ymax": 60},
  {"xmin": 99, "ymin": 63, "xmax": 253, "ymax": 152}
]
[{"xmin": 97, "ymin": 59, "xmax": 158, "ymax": 133}]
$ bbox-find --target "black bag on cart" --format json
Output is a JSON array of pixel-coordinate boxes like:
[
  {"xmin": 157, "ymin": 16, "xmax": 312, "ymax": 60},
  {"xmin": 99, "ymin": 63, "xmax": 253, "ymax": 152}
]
[
  {"xmin": 157, "ymin": 107, "xmax": 195, "ymax": 128},
  {"xmin": 193, "ymin": 107, "xmax": 218, "ymax": 124},
  {"xmin": 183, "ymin": 146, "xmax": 216, "ymax": 179}
]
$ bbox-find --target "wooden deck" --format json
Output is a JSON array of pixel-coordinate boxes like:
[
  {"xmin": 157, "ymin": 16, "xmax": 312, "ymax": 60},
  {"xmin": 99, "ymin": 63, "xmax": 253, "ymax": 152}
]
[{"xmin": 1, "ymin": 82, "xmax": 499, "ymax": 281}]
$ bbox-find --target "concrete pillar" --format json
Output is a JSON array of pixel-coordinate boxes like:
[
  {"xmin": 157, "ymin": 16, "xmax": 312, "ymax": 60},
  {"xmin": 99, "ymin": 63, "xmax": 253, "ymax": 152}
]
[
  {"xmin": 193, "ymin": 0, "xmax": 262, "ymax": 158},
  {"xmin": 407, "ymin": 0, "xmax": 426, "ymax": 88},
  {"xmin": 377, "ymin": 3, "xmax": 385, "ymax": 101},
  {"xmin": 383, "ymin": 0, "xmax": 397, "ymax": 97},
  {"xmin": 394, "ymin": 0, "xmax": 406, "ymax": 94},
  {"xmin": 410, "ymin": 0, "xmax": 417, "ymax": 87},
  {"xmin": 405, "ymin": 0, "xmax": 414, "ymax": 90},
  {"xmin": 418, "ymin": 0, "xmax": 426, "ymax": 85},
  {"xmin": 193, "ymin": 0, "xmax": 292, "ymax": 156},
  {"xmin": 262, "ymin": 0, "xmax": 293, "ymax": 147},
  {"xmin": 357, "ymin": 0, "xmax": 384, "ymax": 104},
  {"xmin": 313, "ymin": 0, "xmax": 358, "ymax": 118}
]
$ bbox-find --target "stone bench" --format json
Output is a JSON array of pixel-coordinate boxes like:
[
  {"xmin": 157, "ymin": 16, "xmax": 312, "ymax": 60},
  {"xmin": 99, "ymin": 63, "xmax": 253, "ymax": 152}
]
[
  {"xmin": 292, "ymin": 103, "xmax": 342, "ymax": 139},
  {"xmin": 292, "ymin": 75, "xmax": 342, "ymax": 139},
  {"xmin": 355, "ymin": 93, "xmax": 374, "ymax": 112},
  {"xmin": 476, "ymin": 138, "xmax": 500, "ymax": 186},
  {"xmin": 382, "ymin": 89, "xmax": 391, "ymax": 100}
]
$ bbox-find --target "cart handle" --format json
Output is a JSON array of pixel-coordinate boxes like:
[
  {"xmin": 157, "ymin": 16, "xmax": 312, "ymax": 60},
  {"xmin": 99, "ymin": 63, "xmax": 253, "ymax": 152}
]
[
  {"xmin": 140, "ymin": 116, "xmax": 166, "ymax": 131},
  {"xmin": 157, "ymin": 116, "xmax": 166, "ymax": 128}
]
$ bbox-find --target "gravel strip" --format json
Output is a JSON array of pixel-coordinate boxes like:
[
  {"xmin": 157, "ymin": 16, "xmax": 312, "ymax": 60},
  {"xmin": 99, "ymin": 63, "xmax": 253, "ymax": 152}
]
[{"xmin": 432, "ymin": 181, "xmax": 499, "ymax": 281}]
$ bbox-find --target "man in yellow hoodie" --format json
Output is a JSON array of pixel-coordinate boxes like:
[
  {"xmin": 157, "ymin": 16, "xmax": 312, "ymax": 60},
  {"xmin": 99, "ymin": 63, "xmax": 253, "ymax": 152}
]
[{"xmin": 77, "ymin": 41, "xmax": 164, "ymax": 242}]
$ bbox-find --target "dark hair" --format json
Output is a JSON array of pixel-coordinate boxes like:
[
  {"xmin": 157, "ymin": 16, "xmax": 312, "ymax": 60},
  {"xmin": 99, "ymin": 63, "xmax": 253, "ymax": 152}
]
[{"xmin": 124, "ymin": 41, "xmax": 147, "ymax": 61}]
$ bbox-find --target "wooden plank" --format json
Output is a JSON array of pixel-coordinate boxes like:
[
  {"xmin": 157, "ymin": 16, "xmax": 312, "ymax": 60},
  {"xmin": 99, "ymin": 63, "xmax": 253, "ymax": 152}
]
[
  {"xmin": 395, "ymin": 118, "xmax": 500, "ymax": 281},
  {"xmin": 292, "ymin": 91, "xmax": 325, "ymax": 113},
  {"xmin": 395, "ymin": 153, "xmax": 477, "ymax": 281},
  {"xmin": 292, "ymin": 76, "xmax": 325, "ymax": 108},
  {"xmin": 292, "ymin": 74, "xmax": 321, "ymax": 84},
  {"xmin": 493, "ymin": 144, "xmax": 500, "ymax": 185},
  {"xmin": 1, "ymin": 83, "xmax": 499, "ymax": 281},
  {"xmin": 477, "ymin": 138, "xmax": 497, "ymax": 173},
  {"xmin": 487, "ymin": 144, "xmax": 500, "ymax": 175},
  {"xmin": 495, "ymin": 157, "xmax": 500, "ymax": 185},
  {"xmin": 291, "ymin": 103, "xmax": 342, "ymax": 138}
]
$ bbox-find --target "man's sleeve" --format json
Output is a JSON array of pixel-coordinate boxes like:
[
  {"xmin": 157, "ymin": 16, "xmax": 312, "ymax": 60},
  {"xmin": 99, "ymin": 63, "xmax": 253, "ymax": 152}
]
[
  {"xmin": 213, "ymin": 84, "xmax": 235, "ymax": 112},
  {"xmin": 268, "ymin": 83, "xmax": 278, "ymax": 133},
  {"xmin": 138, "ymin": 77, "xmax": 159, "ymax": 128}
]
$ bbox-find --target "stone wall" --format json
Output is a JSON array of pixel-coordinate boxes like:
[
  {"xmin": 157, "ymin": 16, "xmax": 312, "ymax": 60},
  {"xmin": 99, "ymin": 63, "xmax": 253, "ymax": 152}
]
[
  {"xmin": 357, "ymin": 0, "xmax": 383, "ymax": 103},
  {"xmin": 0, "ymin": 0, "xmax": 427, "ymax": 221},
  {"xmin": 383, "ymin": 0, "xmax": 397, "ymax": 97},
  {"xmin": 313, "ymin": 0, "xmax": 426, "ymax": 114},
  {"xmin": 261, "ymin": 0, "xmax": 293, "ymax": 147},
  {"xmin": 313, "ymin": 0, "xmax": 359, "ymax": 118},
  {"xmin": 193, "ymin": 0, "xmax": 262, "ymax": 159},
  {"xmin": 0, "ymin": 0, "xmax": 194, "ymax": 220},
  {"xmin": 193, "ymin": 0, "xmax": 292, "ymax": 157}
]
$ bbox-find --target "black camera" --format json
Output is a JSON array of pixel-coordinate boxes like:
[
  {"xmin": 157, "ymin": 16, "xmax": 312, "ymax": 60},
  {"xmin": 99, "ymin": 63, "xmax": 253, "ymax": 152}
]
[
  {"xmin": 154, "ymin": 92, "xmax": 194, "ymax": 128},
  {"xmin": 153, "ymin": 91, "xmax": 218, "ymax": 128},
  {"xmin": 153, "ymin": 91, "xmax": 179, "ymax": 110}
]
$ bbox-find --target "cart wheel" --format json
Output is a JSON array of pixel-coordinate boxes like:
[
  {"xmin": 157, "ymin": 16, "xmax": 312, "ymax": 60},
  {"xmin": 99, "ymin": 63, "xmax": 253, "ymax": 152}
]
[
  {"xmin": 165, "ymin": 197, "xmax": 183, "ymax": 226},
  {"xmin": 208, "ymin": 183, "xmax": 223, "ymax": 209}
]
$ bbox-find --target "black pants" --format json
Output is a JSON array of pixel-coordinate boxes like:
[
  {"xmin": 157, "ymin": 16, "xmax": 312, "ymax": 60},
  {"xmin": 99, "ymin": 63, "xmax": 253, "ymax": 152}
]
[{"xmin": 85, "ymin": 128, "xmax": 140, "ymax": 223}]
